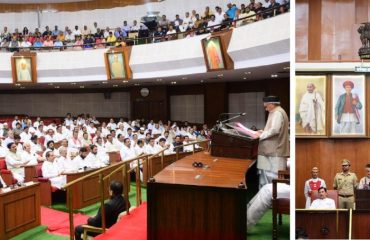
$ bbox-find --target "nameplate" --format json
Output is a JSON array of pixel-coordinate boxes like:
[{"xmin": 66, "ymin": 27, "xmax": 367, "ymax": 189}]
[{"xmin": 355, "ymin": 66, "xmax": 370, "ymax": 72}]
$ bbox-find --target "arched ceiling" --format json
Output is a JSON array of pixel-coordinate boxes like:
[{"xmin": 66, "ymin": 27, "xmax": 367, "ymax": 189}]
[{"xmin": 0, "ymin": 0, "xmax": 160, "ymax": 13}]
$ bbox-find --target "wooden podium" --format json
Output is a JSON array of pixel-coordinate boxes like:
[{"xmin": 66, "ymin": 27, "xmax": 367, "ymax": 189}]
[
  {"xmin": 355, "ymin": 189, "xmax": 370, "ymax": 209},
  {"xmin": 147, "ymin": 151, "xmax": 254, "ymax": 240},
  {"xmin": 211, "ymin": 130, "xmax": 258, "ymax": 159}
]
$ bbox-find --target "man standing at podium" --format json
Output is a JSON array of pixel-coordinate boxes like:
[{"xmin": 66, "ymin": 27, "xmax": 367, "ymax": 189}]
[
  {"xmin": 256, "ymin": 96, "xmax": 289, "ymax": 188},
  {"xmin": 333, "ymin": 159, "xmax": 358, "ymax": 209},
  {"xmin": 358, "ymin": 164, "xmax": 370, "ymax": 189}
]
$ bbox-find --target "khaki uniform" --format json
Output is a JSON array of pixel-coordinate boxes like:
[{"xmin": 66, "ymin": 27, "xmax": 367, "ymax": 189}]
[{"xmin": 333, "ymin": 172, "xmax": 358, "ymax": 209}]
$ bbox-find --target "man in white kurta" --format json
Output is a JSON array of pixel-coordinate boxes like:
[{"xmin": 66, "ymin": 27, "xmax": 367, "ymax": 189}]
[
  {"xmin": 247, "ymin": 182, "xmax": 290, "ymax": 228},
  {"xmin": 144, "ymin": 138, "xmax": 161, "ymax": 154},
  {"xmin": 42, "ymin": 151, "xmax": 66, "ymax": 189},
  {"xmin": 256, "ymin": 96, "xmax": 289, "ymax": 188},
  {"xmin": 309, "ymin": 187, "xmax": 336, "ymax": 209},
  {"xmin": 85, "ymin": 145, "xmax": 106, "ymax": 169},
  {"xmin": 304, "ymin": 167, "xmax": 326, "ymax": 208},
  {"xmin": 299, "ymin": 83, "xmax": 325, "ymax": 134},
  {"xmin": 120, "ymin": 138, "xmax": 137, "ymax": 168},
  {"xmin": 21, "ymin": 142, "xmax": 39, "ymax": 166},
  {"xmin": 5, "ymin": 142, "xmax": 26, "ymax": 183}
]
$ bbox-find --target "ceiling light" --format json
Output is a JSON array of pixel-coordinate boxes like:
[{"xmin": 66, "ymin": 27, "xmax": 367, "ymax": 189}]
[
  {"xmin": 271, "ymin": 74, "xmax": 278, "ymax": 78},
  {"xmin": 123, "ymin": 80, "xmax": 128, "ymax": 83},
  {"xmin": 80, "ymin": 86, "xmax": 85, "ymax": 88},
  {"xmin": 113, "ymin": 85, "xmax": 118, "ymax": 87},
  {"xmin": 15, "ymin": 84, "xmax": 21, "ymax": 87},
  {"xmin": 171, "ymin": 81, "xmax": 177, "ymax": 85},
  {"xmin": 182, "ymin": 77, "xmax": 187, "ymax": 80},
  {"xmin": 217, "ymin": 74, "xmax": 223, "ymax": 77},
  {"xmin": 156, "ymin": 78, "xmax": 162, "ymax": 82},
  {"xmin": 243, "ymin": 77, "xmax": 247, "ymax": 80},
  {"xmin": 200, "ymin": 80, "xmax": 204, "ymax": 83},
  {"xmin": 283, "ymin": 66, "xmax": 290, "ymax": 70},
  {"xmin": 245, "ymin": 72, "xmax": 251, "ymax": 75},
  {"xmin": 20, "ymin": 87, "xmax": 25, "ymax": 89},
  {"xmin": 134, "ymin": 83, "xmax": 140, "ymax": 86},
  {"xmin": 48, "ymin": 83, "xmax": 53, "ymax": 86},
  {"xmin": 55, "ymin": 86, "xmax": 60, "ymax": 89},
  {"xmin": 102, "ymin": 81, "xmax": 108, "ymax": 84},
  {"xmin": 71, "ymin": 82, "xmax": 76, "ymax": 85}
]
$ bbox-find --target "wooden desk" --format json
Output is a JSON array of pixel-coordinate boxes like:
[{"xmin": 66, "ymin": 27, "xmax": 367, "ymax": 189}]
[
  {"xmin": 296, "ymin": 210, "xmax": 349, "ymax": 239},
  {"xmin": 0, "ymin": 182, "xmax": 41, "ymax": 240},
  {"xmin": 352, "ymin": 210, "xmax": 370, "ymax": 239},
  {"xmin": 65, "ymin": 165, "xmax": 125, "ymax": 209},
  {"xmin": 147, "ymin": 151, "xmax": 254, "ymax": 240}
]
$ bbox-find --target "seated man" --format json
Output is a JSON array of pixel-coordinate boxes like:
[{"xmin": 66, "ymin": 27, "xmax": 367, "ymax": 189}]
[
  {"xmin": 74, "ymin": 181, "xmax": 127, "ymax": 240},
  {"xmin": 358, "ymin": 164, "xmax": 370, "ymax": 189},
  {"xmin": 309, "ymin": 187, "xmax": 336, "ymax": 209},
  {"xmin": 42, "ymin": 151, "xmax": 66, "ymax": 189},
  {"xmin": 247, "ymin": 180, "xmax": 290, "ymax": 228}
]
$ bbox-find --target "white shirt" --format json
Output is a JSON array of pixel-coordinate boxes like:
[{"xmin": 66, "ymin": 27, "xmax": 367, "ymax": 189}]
[
  {"xmin": 120, "ymin": 145, "xmax": 137, "ymax": 161},
  {"xmin": 85, "ymin": 152, "xmax": 105, "ymax": 168},
  {"xmin": 310, "ymin": 198, "xmax": 336, "ymax": 209},
  {"xmin": 21, "ymin": 151, "xmax": 38, "ymax": 165},
  {"xmin": 20, "ymin": 131, "xmax": 32, "ymax": 142},
  {"xmin": 144, "ymin": 144, "xmax": 160, "ymax": 155}
]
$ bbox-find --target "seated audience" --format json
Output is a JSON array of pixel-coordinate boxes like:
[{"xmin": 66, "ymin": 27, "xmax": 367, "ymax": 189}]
[
  {"xmin": 42, "ymin": 151, "xmax": 66, "ymax": 189},
  {"xmin": 358, "ymin": 164, "xmax": 370, "ymax": 189}
]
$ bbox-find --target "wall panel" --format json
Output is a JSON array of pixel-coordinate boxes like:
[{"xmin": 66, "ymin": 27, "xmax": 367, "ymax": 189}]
[{"xmin": 296, "ymin": 139, "xmax": 370, "ymax": 208}]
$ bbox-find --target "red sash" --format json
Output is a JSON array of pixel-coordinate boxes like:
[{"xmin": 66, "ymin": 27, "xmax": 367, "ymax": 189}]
[{"xmin": 309, "ymin": 180, "xmax": 321, "ymax": 190}]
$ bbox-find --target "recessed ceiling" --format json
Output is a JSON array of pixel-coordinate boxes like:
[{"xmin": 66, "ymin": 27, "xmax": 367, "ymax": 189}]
[{"xmin": 0, "ymin": 0, "xmax": 92, "ymax": 3}]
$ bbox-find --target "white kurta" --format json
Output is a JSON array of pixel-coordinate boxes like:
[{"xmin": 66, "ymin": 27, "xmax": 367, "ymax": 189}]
[
  {"xmin": 309, "ymin": 198, "xmax": 336, "ymax": 209},
  {"xmin": 42, "ymin": 160, "xmax": 66, "ymax": 189},
  {"xmin": 5, "ymin": 151, "xmax": 25, "ymax": 183},
  {"xmin": 20, "ymin": 151, "xmax": 38, "ymax": 165},
  {"xmin": 85, "ymin": 153, "xmax": 105, "ymax": 169},
  {"xmin": 299, "ymin": 91, "xmax": 325, "ymax": 133},
  {"xmin": 247, "ymin": 183, "xmax": 290, "ymax": 228}
]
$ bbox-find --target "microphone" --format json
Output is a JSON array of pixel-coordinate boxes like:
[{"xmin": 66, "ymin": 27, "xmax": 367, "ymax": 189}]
[{"xmin": 240, "ymin": 112, "xmax": 246, "ymax": 116}]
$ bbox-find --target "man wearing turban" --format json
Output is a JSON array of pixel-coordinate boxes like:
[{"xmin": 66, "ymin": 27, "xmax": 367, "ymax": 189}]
[{"xmin": 335, "ymin": 80, "xmax": 362, "ymax": 134}]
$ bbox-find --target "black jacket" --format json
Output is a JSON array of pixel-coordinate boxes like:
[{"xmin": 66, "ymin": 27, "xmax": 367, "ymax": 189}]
[{"xmin": 87, "ymin": 195, "xmax": 126, "ymax": 228}]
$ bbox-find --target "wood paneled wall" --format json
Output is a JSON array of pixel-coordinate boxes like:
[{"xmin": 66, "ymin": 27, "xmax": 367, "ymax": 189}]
[
  {"xmin": 296, "ymin": 0, "xmax": 366, "ymax": 61},
  {"xmin": 0, "ymin": 0, "xmax": 157, "ymax": 13},
  {"xmin": 296, "ymin": 138, "xmax": 370, "ymax": 208}
]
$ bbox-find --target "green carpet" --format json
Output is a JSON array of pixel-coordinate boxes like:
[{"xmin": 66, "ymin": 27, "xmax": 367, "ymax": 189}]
[
  {"xmin": 10, "ymin": 225, "xmax": 68, "ymax": 240},
  {"xmin": 247, "ymin": 209, "xmax": 290, "ymax": 240},
  {"xmin": 50, "ymin": 182, "xmax": 147, "ymax": 217}
]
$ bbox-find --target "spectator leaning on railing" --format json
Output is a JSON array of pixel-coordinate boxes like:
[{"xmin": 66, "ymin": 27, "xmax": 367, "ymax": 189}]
[{"xmin": 0, "ymin": 2, "xmax": 289, "ymax": 51}]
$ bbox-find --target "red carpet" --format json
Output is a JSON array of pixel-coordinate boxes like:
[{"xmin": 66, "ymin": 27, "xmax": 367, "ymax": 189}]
[
  {"xmin": 95, "ymin": 202, "xmax": 147, "ymax": 240},
  {"xmin": 41, "ymin": 207, "xmax": 89, "ymax": 236}
]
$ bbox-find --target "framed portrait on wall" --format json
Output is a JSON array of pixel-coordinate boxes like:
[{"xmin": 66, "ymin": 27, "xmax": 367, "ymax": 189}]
[
  {"xmin": 295, "ymin": 75, "xmax": 327, "ymax": 137},
  {"xmin": 201, "ymin": 36, "xmax": 226, "ymax": 71},
  {"xmin": 11, "ymin": 52, "xmax": 37, "ymax": 84},
  {"xmin": 104, "ymin": 48, "xmax": 130, "ymax": 80},
  {"xmin": 331, "ymin": 75, "xmax": 366, "ymax": 137}
]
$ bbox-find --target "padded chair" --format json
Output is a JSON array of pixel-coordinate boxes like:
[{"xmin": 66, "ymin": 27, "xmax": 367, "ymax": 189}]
[
  {"xmin": 272, "ymin": 177, "xmax": 290, "ymax": 240},
  {"xmin": 35, "ymin": 163, "xmax": 58, "ymax": 206},
  {"xmin": 0, "ymin": 157, "xmax": 17, "ymax": 186},
  {"xmin": 311, "ymin": 189, "xmax": 338, "ymax": 208}
]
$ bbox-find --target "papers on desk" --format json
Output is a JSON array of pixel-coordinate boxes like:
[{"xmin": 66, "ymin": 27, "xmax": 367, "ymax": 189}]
[
  {"xmin": 1, "ymin": 187, "xmax": 11, "ymax": 193},
  {"xmin": 24, "ymin": 181, "xmax": 35, "ymax": 186}
]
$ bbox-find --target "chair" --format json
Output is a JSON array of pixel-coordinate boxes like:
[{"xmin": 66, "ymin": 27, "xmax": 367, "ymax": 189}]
[
  {"xmin": 272, "ymin": 177, "xmax": 290, "ymax": 240},
  {"xmin": 0, "ymin": 157, "xmax": 17, "ymax": 186},
  {"xmin": 311, "ymin": 189, "xmax": 338, "ymax": 208},
  {"xmin": 35, "ymin": 164, "xmax": 58, "ymax": 206}
]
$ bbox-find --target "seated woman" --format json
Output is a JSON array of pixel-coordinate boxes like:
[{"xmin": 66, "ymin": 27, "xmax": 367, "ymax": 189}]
[
  {"xmin": 74, "ymin": 181, "xmax": 127, "ymax": 240},
  {"xmin": 95, "ymin": 35, "xmax": 106, "ymax": 48},
  {"xmin": 43, "ymin": 36, "xmax": 54, "ymax": 49},
  {"xmin": 41, "ymin": 151, "xmax": 66, "ymax": 189},
  {"xmin": 73, "ymin": 36, "xmax": 84, "ymax": 50}
]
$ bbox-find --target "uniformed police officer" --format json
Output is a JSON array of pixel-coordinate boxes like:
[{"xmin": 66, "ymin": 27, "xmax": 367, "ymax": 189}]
[{"xmin": 333, "ymin": 159, "xmax": 358, "ymax": 209}]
